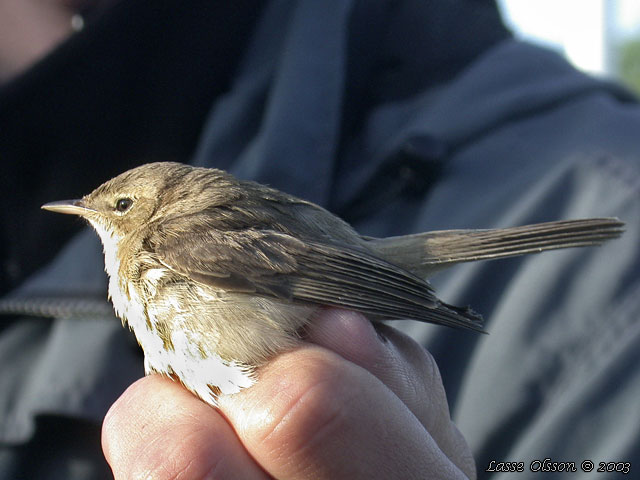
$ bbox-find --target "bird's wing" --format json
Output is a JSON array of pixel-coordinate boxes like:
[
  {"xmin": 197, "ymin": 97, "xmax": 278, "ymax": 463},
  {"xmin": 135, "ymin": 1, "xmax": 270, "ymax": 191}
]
[{"xmin": 153, "ymin": 225, "xmax": 484, "ymax": 331}]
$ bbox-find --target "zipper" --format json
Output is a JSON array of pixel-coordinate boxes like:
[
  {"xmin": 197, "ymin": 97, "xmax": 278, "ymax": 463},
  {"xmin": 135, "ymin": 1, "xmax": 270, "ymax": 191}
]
[{"xmin": 0, "ymin": 295, "xmax": 113, "ymax": 319}]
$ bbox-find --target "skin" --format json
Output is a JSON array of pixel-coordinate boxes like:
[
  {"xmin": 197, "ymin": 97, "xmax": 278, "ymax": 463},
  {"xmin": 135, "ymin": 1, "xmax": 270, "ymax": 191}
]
[
  {"xmin": 0, "ymin": 0, "xmax": 92, "ymax": 82},
  {"xmin": 102, "ymin": 309, "xmax": 476, "ymax": 480}
]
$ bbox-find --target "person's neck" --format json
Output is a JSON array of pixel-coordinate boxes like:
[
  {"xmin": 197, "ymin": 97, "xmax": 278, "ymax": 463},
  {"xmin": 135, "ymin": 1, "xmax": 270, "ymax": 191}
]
[{"xmin": 0, "ymin": 0, "xmax": 79, "ymax": 83}]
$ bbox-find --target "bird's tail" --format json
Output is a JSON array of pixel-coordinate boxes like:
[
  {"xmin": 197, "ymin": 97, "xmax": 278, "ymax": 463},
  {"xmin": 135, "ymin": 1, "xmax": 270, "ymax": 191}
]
[{"xmin": 368, "ymin": 218, "xmax": 625, "ymax": 278}]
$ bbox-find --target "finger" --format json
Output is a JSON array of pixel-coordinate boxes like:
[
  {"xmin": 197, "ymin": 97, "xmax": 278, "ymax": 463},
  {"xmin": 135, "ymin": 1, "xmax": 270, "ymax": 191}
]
[
  {"xmin": 102, "ymin": 375, "xmax": 271, "ymax": 480},
  {"xmin": 218, "ymin": 345, "xmax": 468, "ymax": 480},
  {"xmin": 305, "ymin": 308, "xmax": 473, "ymax": 476}
]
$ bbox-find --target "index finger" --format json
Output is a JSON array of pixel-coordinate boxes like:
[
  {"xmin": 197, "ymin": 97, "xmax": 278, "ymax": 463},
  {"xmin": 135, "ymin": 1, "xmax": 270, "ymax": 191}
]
[{"xmin": 102, "ymin": 375, "xmax": 272, "ymax": 480}]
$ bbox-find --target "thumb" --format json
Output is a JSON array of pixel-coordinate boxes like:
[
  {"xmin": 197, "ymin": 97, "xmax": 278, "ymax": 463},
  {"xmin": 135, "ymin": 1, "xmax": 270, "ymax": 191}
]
[{"xmin": 218, "ymin": 343, "xmax": 468, "ymax": 480}]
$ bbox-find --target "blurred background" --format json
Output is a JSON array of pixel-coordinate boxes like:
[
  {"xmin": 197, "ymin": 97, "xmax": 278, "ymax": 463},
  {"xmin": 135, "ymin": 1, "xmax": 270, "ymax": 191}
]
[{"xmin": 499, "ymin": 0, "xmax": 640, "ymax": 95}]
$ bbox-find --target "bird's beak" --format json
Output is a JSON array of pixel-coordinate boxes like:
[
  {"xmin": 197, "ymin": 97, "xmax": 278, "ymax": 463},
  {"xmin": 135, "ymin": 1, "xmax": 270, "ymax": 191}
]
[{"xmin": 41, "ymin": 199, "xmax": 94, "ymax": 216}]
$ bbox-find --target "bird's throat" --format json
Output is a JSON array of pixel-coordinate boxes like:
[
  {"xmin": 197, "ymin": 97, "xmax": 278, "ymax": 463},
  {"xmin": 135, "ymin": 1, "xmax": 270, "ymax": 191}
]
[{"xmin": 87, "ymin": 220, "xmax": 130, "ymax": 321}]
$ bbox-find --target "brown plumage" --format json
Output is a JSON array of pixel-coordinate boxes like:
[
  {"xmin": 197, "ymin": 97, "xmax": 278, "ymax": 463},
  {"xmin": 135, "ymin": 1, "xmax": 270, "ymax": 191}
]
[{"xmin": 42, "ymin": 162, "xmax": 624, "ymax": 404}]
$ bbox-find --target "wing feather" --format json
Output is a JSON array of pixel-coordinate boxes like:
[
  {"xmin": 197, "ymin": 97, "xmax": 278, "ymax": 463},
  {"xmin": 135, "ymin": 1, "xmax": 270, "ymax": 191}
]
[{"xmin": 153, "ymin": 222, "xmax": 483, "ymax": 331}]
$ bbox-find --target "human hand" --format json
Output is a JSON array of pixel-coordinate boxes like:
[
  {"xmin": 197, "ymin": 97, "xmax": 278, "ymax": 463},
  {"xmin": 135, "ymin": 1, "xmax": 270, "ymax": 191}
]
[{"xmin": 102, "ymin": 309, "xmax": 476, "ymax": 479}]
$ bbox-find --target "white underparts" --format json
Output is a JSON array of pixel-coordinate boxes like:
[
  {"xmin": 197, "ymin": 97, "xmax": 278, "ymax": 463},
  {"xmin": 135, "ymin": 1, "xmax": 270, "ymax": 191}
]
[{"xmin": 88, "ymin": 220, "xmax": 254, "ymax": 404}]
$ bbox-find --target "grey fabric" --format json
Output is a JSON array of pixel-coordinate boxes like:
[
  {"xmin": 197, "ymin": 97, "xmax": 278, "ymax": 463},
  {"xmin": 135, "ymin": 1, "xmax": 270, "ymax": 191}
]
[
  {"xmin": 1, "ymin": 0, "xmax": 639, "ymax": 478},
  {"xmin": 194, "ymin": 13, "xmax": 640, "ymax": 474},
  {"xmin": 0, "ymin": 231, "xmax": 142, "ymax": 444}
]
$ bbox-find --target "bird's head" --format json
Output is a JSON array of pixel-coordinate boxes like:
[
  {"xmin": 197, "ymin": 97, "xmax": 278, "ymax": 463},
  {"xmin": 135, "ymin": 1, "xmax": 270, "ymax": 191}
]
[{"xmin": 41, "ymin": 162, "xmax": 216, "ymax": 239}]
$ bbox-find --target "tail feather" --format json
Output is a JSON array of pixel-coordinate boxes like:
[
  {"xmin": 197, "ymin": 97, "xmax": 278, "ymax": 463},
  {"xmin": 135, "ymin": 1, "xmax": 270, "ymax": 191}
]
[{"xmin": 368, "ymin": 218, "xmax": 624, "ymax": 278}]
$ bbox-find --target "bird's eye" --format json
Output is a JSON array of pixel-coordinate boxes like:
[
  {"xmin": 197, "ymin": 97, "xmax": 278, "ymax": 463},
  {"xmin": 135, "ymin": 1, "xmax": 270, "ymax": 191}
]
[{"xmin": 115, "ymin": 197, "xmax": 133, "ymax": 213}]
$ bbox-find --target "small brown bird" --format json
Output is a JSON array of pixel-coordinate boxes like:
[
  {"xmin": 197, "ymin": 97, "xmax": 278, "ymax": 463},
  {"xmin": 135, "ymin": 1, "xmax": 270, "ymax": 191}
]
[{"xmin": 42, "ymin": 162, "xmax": 624, "ymax": 404}]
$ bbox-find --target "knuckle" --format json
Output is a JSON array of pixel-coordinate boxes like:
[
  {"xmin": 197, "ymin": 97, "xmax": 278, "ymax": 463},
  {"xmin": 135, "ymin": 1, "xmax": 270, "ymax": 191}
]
[
  {"xmin": 129, "ymin": 426, "xmax": 221, "ymax": 480},
  {"xmin": 259, "ymin": 352, "xmax": 360, "ymax": 463}
]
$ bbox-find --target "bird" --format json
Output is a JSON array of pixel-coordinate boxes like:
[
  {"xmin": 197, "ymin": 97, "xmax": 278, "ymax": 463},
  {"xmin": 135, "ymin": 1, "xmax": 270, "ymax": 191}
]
[{"xmin": 42, "ymin": 162, "xmax": 624, "ymax": 405}]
